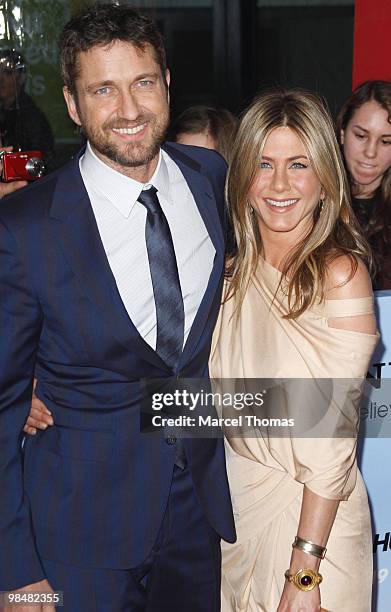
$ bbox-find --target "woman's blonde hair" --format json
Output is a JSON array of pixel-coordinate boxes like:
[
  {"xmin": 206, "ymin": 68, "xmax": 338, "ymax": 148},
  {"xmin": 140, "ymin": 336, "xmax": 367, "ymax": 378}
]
[{"xmin": 226, "ymin": 88, "xmax": 371, "ymax": 319}]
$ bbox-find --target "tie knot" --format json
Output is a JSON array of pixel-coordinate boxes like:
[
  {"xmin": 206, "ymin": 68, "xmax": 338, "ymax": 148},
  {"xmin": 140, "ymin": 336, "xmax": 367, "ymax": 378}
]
[{"xmin": 138, "ymin": 186, "xmax": 160, "ymax": 215}]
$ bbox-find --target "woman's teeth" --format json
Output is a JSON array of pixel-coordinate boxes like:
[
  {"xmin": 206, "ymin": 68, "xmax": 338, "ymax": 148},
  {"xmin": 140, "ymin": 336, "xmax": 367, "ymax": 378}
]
[{"xmin": 265, "ymin": 198, "xmax": 298, "ymax": 208}]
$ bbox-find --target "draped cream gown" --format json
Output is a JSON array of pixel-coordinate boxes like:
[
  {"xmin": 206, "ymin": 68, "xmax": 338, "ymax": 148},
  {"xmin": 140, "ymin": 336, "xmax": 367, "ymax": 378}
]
[{"xmin": 209, "ymin": 257, "xmax": 378, "ymax": 612}]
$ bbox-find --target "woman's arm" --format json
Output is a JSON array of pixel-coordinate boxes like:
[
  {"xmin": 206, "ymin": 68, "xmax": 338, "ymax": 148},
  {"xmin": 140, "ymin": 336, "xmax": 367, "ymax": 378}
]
[
  {"xmin": 278, "ymin": 255, "xmax": 377, "ymax": 612},
  {"xmin": 277, "ymin": 488, "xmax": 338, "ymax": 611}
]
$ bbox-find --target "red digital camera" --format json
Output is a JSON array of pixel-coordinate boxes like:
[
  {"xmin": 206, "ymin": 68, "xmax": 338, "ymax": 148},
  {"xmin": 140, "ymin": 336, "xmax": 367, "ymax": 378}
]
[{"xmin": 0, "ymin": 150, "xmax": 45, "ymax": 182}]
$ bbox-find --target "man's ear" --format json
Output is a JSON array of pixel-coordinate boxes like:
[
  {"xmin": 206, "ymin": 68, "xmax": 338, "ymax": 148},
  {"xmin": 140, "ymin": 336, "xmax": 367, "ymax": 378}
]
[
  {"xmin": 340, "ymin": 129, "xmax": 345, "ymax": 145},
  {"xmin": 63, "ymin": 86, "xmax": 82, "ymax": 127}
]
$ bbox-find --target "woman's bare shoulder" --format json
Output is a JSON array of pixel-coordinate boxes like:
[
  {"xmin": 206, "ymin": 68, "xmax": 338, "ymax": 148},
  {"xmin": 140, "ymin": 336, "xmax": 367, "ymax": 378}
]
[{"xmin": 325, "ymin": 254, "xmax": 373, "ymax": 300}]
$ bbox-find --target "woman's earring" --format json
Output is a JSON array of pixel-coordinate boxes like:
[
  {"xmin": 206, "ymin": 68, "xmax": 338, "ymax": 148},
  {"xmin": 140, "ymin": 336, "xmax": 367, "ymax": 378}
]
[
  {"xmin": 247, "ymin": 200, "xmax": 255, "ymax": 215},
  {"xmin": 319, "ymin": 199, "xmax": 325, "ymax": 214}
]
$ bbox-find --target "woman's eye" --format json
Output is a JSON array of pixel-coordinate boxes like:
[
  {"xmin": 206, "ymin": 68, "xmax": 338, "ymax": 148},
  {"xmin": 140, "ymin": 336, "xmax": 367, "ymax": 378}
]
[
  {"xmin": 382, "ymin": 140, "xmax": 391, "ymax": 146},
  {"xmin": 354, "ymin": 132, "xmax": 365, "ymax": 140},
  {"xmin": 260, "ymin": 161, "xmax": 271, "ymax": 169},
  {"xmin": 290, "ymin": 162, "xmax": 307, "ymax": 169}
]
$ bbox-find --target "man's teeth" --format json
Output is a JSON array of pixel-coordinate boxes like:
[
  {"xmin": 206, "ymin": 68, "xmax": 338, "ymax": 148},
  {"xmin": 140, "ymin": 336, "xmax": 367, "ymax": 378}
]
[
  {"xmin": 112, "ymin": 123, "xmax": 146, "ymax": 135},
  {"xmin": 266, "ymin": 198, "xmax": 298, "ymax": 208}
]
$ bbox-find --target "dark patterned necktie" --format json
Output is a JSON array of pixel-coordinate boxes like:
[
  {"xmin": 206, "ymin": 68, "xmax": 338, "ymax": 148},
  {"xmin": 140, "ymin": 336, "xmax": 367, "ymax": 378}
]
[
  {"xmin": 138, "ymin": 186, "xmax": 185, "ymax": 370},
  {"xmin": 138, "ymin": 186, "xmax": 187, "ymax": 468}
]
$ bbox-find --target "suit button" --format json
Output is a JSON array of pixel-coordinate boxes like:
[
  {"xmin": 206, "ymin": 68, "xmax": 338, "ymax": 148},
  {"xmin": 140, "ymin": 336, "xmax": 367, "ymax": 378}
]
[{"xmin": 166, "ymin": 436, "xmax": 177, "ymax": 445}]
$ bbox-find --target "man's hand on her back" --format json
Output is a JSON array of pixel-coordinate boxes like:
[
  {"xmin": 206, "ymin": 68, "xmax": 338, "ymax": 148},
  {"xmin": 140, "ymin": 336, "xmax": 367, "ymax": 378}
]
[
  {"xmin": 2, "ymin": 578, "xmax": 56, "ymax": 612},
  {"xmin": 23, "ymin": 380, "xmax": 54, "ymax": 435}
]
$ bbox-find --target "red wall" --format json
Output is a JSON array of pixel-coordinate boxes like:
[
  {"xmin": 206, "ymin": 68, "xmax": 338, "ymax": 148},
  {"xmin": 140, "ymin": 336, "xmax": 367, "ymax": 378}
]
[{"xmin": 353, "ymin": 0, "xmax": 391, "ymax": 89}]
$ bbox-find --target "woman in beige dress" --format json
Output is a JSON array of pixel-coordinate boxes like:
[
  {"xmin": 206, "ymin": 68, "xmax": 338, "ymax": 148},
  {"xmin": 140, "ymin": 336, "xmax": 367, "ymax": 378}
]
[{"xmin": 210, "ymin": 90, "xmax": 378, "ymax": 612}]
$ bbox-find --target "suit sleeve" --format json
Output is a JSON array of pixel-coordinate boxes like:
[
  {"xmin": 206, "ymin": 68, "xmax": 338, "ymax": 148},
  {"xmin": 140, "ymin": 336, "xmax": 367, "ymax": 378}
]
[
  {"xmin": 0, "ymin": 217, "xmax": 45, "ymax": 590},
  {"xmin": 202, "ymin": 151, "xmax": 230, "ymax": 248}
]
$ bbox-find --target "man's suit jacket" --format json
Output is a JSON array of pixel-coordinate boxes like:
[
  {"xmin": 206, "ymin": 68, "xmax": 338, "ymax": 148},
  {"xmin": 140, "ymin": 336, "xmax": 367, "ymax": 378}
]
[{"xmin": 0, "ymin": 143, "xmax": 236, "ymax": 591}]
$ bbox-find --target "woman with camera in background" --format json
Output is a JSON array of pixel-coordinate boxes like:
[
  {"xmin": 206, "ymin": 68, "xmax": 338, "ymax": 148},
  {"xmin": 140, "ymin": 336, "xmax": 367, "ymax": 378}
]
[
  {"xmin": 337, "ymin": 80, "xmax": 391, "ymax": 290},
  {"xmin": 210, "ymin": 89, "xmax": 378, "ymax": 611}
]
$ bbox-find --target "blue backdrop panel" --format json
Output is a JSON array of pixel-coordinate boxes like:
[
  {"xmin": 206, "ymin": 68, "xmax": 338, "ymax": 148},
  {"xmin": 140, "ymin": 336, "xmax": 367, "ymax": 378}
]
[{"xmin": 360, "ymin": 291, "xmax": 391, "ymax": 610}]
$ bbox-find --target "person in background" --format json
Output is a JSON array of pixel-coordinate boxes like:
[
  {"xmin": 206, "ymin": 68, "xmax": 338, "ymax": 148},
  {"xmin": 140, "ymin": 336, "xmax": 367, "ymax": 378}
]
[
  {"xmin": 210, "ymin": 89, "xmax": 378, "ymax": 611},
  {"xmin": 0, "ymin": 145, "xmax": 28, "ymax": 196},
  {"xmin": 171, "ymin": 105, "xmax": 237, "ymax": 161},
  {"xmin": 337, "ymin": 80, "xmax": 391, "ymax": 289},
  {"xmin": 0, "ymin": 49, "xmax": 55, "ymax": 170}
]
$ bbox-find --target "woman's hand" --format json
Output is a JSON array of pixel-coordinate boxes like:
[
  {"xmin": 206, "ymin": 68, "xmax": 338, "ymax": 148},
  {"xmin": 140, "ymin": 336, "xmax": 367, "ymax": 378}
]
[
  {"xmin": 277, "ymin": 581, "xmax": 321, "ymax": 612},
  {"xmin": 0, "ymin": 146, "xmax": 28, "ymax": 196},
  {"xmin": 276, "ymin": 485, "xmax": 338, "ymax": 612}
]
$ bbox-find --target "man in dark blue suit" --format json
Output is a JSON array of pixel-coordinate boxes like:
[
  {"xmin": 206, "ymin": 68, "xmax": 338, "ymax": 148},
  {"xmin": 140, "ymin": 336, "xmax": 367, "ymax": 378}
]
[{"xmin": 0, "ymin": 4, "xmax": 235, "ymax": 611}]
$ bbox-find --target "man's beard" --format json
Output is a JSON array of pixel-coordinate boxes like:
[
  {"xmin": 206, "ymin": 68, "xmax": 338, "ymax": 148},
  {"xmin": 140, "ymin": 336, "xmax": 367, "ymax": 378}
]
[{"xmin": 84, "ymin": 108, "xmax": 169, "ymax": 168}]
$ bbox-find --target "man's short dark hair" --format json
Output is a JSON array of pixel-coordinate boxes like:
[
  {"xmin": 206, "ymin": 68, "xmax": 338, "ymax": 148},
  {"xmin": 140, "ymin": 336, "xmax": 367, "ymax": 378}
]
[{"xmin": 59, "ymin": 3, "xmax": 167, "ymax": 96}]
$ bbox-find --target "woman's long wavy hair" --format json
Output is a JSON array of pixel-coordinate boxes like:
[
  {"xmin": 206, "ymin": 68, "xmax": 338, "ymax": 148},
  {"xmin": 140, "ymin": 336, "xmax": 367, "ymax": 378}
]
[
  {"xmin": 336, "ymin": 80, "xmax": 391, "ymax": 279},
  {"xmin": 226, "ymin": 88, "xmax": 372, "ymax": 319}
]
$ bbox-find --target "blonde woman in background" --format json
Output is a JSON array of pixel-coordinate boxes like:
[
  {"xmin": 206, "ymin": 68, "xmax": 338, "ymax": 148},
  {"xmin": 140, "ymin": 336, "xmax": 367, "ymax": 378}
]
[{"xmin": 210, "ymin": 89, "xmax": 378, "ymax": 611}]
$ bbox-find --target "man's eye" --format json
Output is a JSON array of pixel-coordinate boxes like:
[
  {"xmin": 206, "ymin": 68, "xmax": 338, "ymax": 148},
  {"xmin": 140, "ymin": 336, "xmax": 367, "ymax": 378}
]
[
  {"xmin": 138, "ymin": 80, "xmax": 153, "ymax": 87},
  {"xmin": 95, "ymin": 87, "xmax": 110, "ymax": 95},
  {"xmin": 382, "ymin": 140, "xmax": 391, "ymax": 146}
]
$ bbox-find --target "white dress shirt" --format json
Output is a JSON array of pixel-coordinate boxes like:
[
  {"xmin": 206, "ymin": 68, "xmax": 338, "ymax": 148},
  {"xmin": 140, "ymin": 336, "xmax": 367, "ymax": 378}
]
[{"xmin": 80, "ymin": 142, "xmax": 215, "ymax": 350}]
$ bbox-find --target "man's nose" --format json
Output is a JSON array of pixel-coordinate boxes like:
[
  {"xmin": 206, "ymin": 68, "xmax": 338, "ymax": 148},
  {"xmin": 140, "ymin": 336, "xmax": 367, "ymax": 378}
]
[{"xmin": 117, "ymin": 90, "xmax": 140, "ymax": 120}]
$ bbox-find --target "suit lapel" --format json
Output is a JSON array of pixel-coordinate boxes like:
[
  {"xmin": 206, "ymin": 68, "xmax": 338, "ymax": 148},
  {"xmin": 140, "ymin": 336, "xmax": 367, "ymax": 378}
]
[
  {"xmin": 163, "ymin": 143, "xmax": 224, "ymax": 254},
  {"xmin": 49, "ymin": 155, "xmax": 170, "ymax": 372},
  {"xmin": 163, "ymin": 145, "xmax": 225, "ymax": 366}
]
